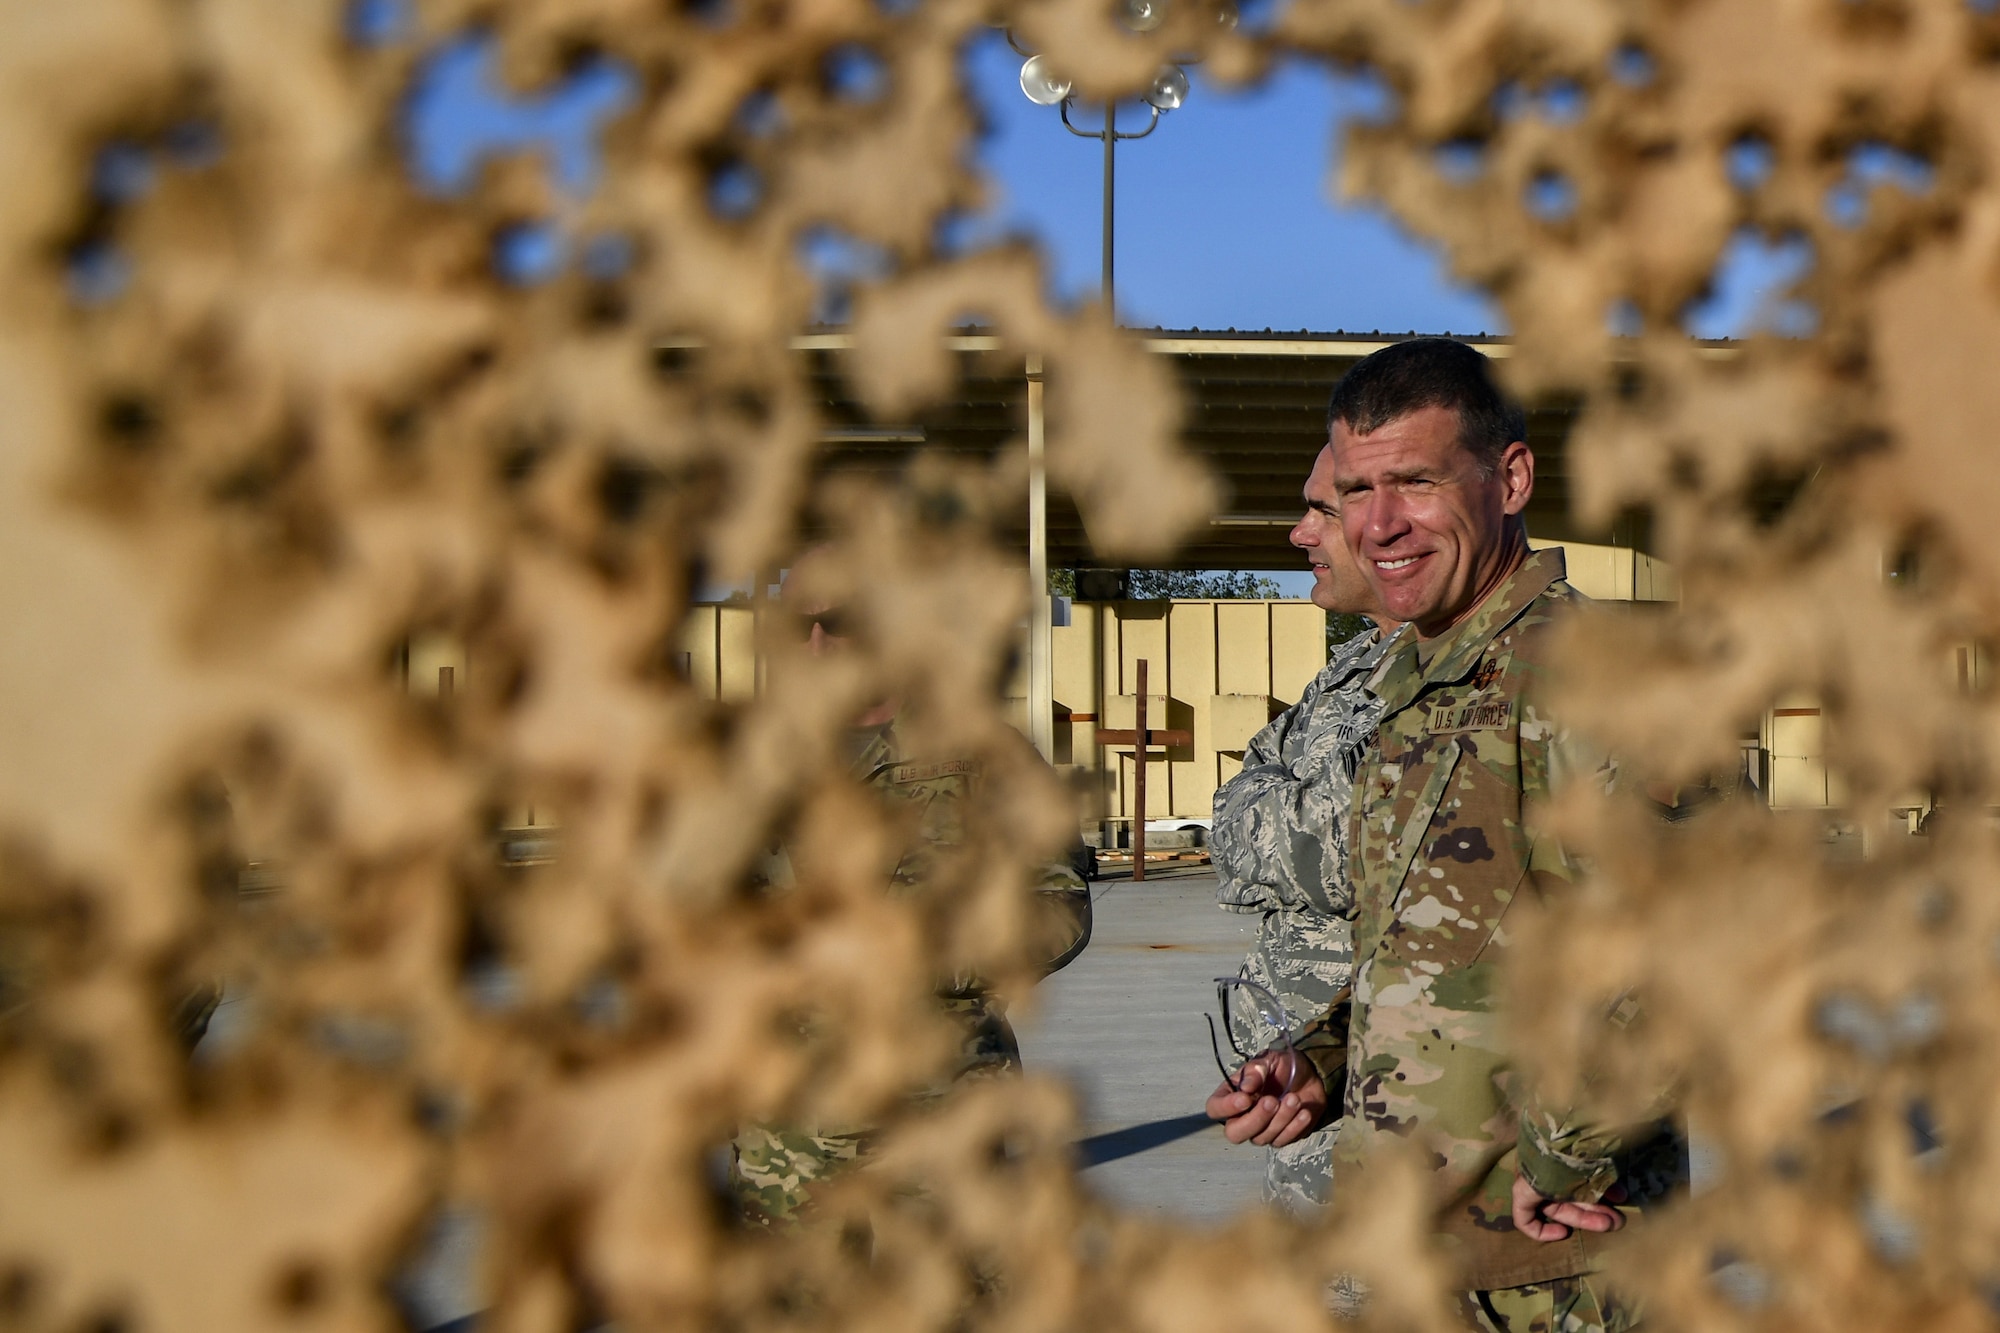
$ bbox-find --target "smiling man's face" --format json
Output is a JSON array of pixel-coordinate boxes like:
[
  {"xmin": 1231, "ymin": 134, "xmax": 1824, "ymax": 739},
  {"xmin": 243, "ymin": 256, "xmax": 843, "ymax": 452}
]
[
  {"xmin": 1331, "ymin": 404, "xmax": 1534, "ymax": 638},
  {"xmin": 1290, "ymin": 444, "xmax": 1381, "ymax": 619}
]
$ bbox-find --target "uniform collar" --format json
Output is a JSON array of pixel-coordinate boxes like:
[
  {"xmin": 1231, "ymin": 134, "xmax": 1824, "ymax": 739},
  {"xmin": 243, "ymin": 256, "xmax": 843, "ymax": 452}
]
[
  {"xmin": 1322, "ymin": 624, "xmax": 1408, "ymax": 708},
  {"xmin": 1327, "ymin": 620, "xmax": 1390, "ymax": 676},
  {"xmin": 846, "ymin": 716, "xmax": 901, "ymax": 774},
  {"xmin": 1378, "ymin": 547, "xmax": 1566, "ymax": 708}
]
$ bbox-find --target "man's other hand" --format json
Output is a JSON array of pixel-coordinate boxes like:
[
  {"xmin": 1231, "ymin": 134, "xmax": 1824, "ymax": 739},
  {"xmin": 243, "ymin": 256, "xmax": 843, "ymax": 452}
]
[
  {"xmin": 1510, "ymin": 1172, "xmax": 1628, "ymax": 1242},
  {"xmin": 1204, "ymin": 1050, "xmax": 1327, "ymax": 1148}
]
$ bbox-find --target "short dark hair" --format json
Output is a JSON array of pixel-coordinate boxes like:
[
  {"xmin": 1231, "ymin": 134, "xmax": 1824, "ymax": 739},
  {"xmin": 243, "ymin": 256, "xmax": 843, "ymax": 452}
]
[{"xmin": 1325, "ymin": 337, "xmax": 1527, "ymax": 474}]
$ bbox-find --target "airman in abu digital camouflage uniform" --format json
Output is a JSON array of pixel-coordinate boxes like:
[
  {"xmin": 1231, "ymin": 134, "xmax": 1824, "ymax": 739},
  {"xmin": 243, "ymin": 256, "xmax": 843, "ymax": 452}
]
[
  {"xmin": 1209, "ymin": 341, "xmax": 1679, "ymax": 1332},
  {"xmin": 1212, "ymin": 437, "xmax": 1402, "ymax": 1218},
  {"xmin": 730, "ymin": 595, "xmax": 1091, "ymax": 1224}
]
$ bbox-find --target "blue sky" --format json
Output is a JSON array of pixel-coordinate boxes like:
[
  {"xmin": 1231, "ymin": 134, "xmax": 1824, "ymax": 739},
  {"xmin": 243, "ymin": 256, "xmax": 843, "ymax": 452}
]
[
  {"xmin": 399, "ymin": 28, "xmax": 1506, "ymax": 332},
  {"xmin": 400, "ymin": 25, "xmax": 1820, "ymax": 340},
  {"xmin": 954, "ymin": 32, "xmax": 1502, "ymax": 334}
]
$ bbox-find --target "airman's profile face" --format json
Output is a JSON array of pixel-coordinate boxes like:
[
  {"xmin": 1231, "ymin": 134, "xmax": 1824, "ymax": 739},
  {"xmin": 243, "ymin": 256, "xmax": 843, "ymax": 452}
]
[
  {"xmin": 783, "ymin": 550, "xmax": 898, "ymax": 725},
  {"xmin": 1289, "ymin": 444, "xmax": 1380, "ymax": 618},
  {"xmin": 801, "ymin": 603, "xmax": 849, "ymax": 657},
  {"xmin": 1331, "ymin": 405, "xmax": 1533, "ymax": 638},
  {"xmin": 782, "ymin": 547, "xmax": 852, "ymax": 657}
]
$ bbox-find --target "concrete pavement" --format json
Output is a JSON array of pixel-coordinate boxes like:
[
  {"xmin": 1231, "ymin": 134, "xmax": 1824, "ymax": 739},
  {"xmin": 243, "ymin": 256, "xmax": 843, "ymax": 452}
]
[{"xmin": 1015, "ymin": 865, "xmax": 1272, "ymax": 1225}]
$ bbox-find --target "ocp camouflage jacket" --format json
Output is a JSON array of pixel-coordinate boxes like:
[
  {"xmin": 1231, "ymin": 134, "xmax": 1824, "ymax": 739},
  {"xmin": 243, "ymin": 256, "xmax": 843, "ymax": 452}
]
[
  {"xmin": 848, "ymin": 718, "xmax": 1091, "ymax": 985},
  {"xmin": 1297, "ymin": 548, "xmax": 1670, "ymax": 1291}
]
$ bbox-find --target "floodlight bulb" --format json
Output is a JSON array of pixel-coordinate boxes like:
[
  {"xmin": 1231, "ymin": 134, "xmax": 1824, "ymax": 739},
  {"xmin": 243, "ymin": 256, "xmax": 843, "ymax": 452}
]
[
  {"xmin": 1120, "ymin": 0, "xmax": 1166, "ymax": 31},
  {"xmin": 1019, "ymin": 55, "xmax": 1072, "ymax": 106},
  {"xmin": 1143, "ymin": 64, "xmax": 1189, "ymax": 111}
]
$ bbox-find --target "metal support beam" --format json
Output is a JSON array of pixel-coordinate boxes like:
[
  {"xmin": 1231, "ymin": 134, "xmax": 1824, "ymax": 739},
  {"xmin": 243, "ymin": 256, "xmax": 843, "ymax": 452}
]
[{"xmin": 1026, "ymin": 355, "xmax": 1055, "ymax": 762}]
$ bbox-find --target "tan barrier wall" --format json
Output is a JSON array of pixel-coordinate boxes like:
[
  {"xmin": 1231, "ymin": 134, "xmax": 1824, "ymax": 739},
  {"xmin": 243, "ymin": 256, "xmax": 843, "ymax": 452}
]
[
  {"xmin": 675, "ymin": 538, "xmax": 1679, "ymax": 827},
  {"xmin": 1048, "ymin": 598, "xmax": 1330, "ymax": 824}
]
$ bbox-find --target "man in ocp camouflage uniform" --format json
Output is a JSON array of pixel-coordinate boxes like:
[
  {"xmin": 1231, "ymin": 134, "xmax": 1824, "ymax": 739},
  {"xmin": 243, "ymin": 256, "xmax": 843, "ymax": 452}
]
[
  {"xmin": 731, "ymin": 583, "xmax": 1091, "ymax": 1224},
  {"xmin": 1212, "ymin": 434, "xmax": 1402, "ymax": 1219},
  {"xmin": 1208, "ymin": 340, "xmax": 1679, "ymax": 1333}
]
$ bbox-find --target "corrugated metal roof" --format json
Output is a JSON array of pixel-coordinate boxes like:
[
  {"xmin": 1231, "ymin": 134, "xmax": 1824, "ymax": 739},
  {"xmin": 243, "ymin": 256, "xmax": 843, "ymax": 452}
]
[{"xmin": 788, "ymin": 329, "xmax": 1648, "ymax": 569}]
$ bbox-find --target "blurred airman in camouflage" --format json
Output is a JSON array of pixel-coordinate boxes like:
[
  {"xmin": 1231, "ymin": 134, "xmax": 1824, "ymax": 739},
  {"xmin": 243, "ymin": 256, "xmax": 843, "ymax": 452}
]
[
  {"xmin": 1211, "ymin": 436, "xmax": 1402, "ymax": 1219},
  {"xmin": 730, "ymin": 569, "xmax": 1091, "ymax": 1224},
  {"xmin": 1208, "ymin": 340, "xmax": 1677, "ymax": 1332}
]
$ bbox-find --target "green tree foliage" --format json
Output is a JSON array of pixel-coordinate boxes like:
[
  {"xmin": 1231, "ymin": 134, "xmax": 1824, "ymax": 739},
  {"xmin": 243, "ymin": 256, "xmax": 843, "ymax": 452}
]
[
  {"xmin": 1128, "ymin": 569, "xmax": 1285, "ymax": 599},
  {"xmin": 1326, "ymin": 611, "xmax": 1372, "ymax": 648},
  {"xmin": 1052, "ymin": 569, "xmax": 1367, "ymax": 655},
  {"xmin": 1051, "ymin": 569, "xmax": 1288, "ymax": 600}
]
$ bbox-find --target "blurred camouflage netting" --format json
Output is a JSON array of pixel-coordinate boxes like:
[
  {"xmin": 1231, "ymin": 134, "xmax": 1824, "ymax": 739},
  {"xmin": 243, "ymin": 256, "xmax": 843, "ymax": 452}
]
[{"xmin": 7, "ymin": 0, "xmax": 2000, "ymax": 1328}]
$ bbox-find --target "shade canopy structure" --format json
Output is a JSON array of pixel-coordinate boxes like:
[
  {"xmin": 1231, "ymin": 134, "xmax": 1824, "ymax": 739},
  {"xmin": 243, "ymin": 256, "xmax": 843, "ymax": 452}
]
[{"xmin": 797, "ymin": 328, "xmax": 1656, "ymax": 571}]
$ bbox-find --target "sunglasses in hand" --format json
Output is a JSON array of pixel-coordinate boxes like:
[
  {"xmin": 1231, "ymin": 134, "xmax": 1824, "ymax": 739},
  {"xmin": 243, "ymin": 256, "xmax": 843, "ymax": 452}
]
[{"xmin": 1206, "ymin": 974, "xmax": 1303, "ymax": 1097}]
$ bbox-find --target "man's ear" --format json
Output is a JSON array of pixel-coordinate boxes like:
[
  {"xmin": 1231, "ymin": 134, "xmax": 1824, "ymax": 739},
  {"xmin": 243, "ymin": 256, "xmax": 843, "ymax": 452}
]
[{"xmin": 1499, "ymin": 441, "xmax": 1535, "ymax": 516}]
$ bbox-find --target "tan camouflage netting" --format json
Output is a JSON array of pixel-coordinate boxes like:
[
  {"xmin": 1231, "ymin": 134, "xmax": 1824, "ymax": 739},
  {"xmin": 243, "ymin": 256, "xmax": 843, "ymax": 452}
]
[{"xmin": 5, "ymin": 0, "xmax": 2000, "ymax": 1328}]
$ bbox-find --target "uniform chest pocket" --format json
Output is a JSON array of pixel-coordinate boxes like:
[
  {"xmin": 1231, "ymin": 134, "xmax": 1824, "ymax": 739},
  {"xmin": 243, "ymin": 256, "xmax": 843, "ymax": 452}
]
[
  {"xmin": 885, "ymin": 770, "xmax": 969, "ymax": 836},
  {"xmin": 1381, "ymin": 762, "xmax": 1524, "ymax": 973},
  {"xmin": 1383, "ymin": 857, "xmax": 1520, "ymax": 973}
]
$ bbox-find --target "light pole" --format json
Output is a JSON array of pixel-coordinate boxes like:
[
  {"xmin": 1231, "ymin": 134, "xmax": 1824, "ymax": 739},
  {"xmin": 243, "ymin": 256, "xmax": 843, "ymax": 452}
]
[
  {"xmin": 1017, "ymin": 55, "xmax": 1189, "ymax": 308},
  {"xmin": 1012, "ymin": 42, "xmax": 1187, "ymax": 796}
]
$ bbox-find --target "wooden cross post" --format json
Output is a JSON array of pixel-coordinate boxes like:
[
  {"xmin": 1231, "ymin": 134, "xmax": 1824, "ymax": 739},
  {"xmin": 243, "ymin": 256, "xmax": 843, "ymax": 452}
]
[
  {"xmin": 1133, "ymin": 661, "xmax": 1148, "ymax": 882},
  {"xmin": 1093, "ymin": 658, "xmax": 1191, "ymax": 882}
]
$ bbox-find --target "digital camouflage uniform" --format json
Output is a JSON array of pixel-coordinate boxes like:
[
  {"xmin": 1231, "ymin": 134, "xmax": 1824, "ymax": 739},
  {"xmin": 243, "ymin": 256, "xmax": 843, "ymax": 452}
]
[
  {"xmin": 731, "ymin": 718, "xmax": 1091, "ymax": 1223},
  {"xmin": 1292, "ymin": 550, "xmax": 1678, "ymax": 1323},
  {"xmin": 1211, "ymin": 623, "xmax": 1397, "ymax": 1216}
]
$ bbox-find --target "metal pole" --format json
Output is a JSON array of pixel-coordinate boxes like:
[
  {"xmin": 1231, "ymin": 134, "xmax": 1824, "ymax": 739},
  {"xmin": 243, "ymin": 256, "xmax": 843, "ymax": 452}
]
[
  {"xmin": 1102, "ymin": 102, "xmax": 1116, "ymax": 307},
  {"xmin": 1132, "ymin": 657, "xmax": 1147, "ymax": 882},
  {"xmin": 1026, "ymin": 355, "xmax": 1055, "ymax": 762},
  {"xmin": 755, "ymin": 564, "xmax": 778, "ymax": 696}
]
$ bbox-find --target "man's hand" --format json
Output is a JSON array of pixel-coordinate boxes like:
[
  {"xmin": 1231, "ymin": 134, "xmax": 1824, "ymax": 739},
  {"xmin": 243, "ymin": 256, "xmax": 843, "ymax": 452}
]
[
  {"xmin": 1204, "ymin": 1050, "xmax": 1328, "ymax": 1148},
  {"xmin": 1510, "ymin": 1172, "xmax": 1627, "ymax": 1242}
]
